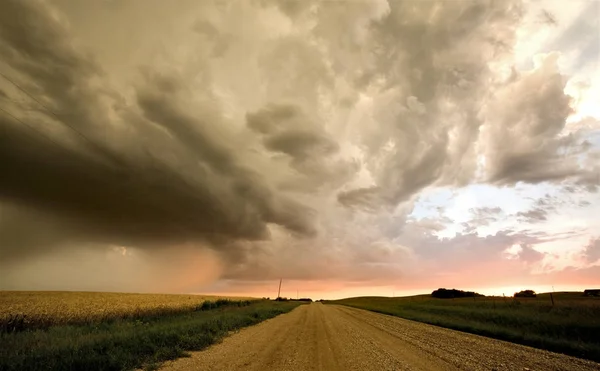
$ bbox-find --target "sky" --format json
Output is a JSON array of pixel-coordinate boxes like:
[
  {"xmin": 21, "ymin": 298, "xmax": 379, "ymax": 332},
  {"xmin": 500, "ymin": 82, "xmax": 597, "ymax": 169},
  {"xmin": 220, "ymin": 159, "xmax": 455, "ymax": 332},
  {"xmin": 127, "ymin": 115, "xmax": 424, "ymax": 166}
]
[{"xmin": 0, "ymin": 0, "xmax": 599, "ymax": 300}]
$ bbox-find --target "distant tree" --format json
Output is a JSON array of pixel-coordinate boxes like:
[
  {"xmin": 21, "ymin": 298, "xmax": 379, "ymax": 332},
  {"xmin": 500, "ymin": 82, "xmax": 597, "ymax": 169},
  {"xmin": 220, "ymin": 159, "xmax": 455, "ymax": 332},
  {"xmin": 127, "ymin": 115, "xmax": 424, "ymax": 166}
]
[
  {"xmin": 514, "ymin": 290, "xmax": 537, "ymax": 298},
  {"xmin": 431, "ymin": 288, "xmax": 484, "ymax": 299}
]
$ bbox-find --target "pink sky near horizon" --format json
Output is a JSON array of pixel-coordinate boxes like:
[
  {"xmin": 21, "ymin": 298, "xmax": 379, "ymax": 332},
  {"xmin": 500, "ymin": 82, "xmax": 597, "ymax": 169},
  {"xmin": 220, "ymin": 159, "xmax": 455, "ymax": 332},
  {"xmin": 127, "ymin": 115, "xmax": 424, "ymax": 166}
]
[{"xmin": 200, "ymin": 266, "xmax": 600, "ymax": 300}]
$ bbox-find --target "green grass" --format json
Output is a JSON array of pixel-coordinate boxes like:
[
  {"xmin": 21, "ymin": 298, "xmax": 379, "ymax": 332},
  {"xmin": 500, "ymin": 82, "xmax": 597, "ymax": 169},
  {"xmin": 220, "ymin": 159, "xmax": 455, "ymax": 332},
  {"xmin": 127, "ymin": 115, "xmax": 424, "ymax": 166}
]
[
  {"xmin": 327, "ymin": 292, "xmax": 600, "ymax": 362},
  {"xmin": 0, "ymin": 299, "xmax": 302, "ymax": 371}
]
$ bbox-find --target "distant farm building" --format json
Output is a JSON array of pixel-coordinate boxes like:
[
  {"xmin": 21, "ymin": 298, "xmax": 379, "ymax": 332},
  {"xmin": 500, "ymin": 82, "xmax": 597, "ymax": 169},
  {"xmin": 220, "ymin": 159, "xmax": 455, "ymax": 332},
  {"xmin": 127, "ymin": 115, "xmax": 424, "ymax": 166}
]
[{"xmin": 583, "ymin": 289, "xmax": 600, "ymax": 297}]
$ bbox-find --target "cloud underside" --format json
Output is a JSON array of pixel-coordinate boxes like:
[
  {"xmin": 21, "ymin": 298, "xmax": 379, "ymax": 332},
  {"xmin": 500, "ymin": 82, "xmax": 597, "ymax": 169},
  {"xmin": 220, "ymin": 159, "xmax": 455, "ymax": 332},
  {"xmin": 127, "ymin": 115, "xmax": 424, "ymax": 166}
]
[{"xmin": 0, "ymin": 0, "xmax": 598, "ymax": 290}]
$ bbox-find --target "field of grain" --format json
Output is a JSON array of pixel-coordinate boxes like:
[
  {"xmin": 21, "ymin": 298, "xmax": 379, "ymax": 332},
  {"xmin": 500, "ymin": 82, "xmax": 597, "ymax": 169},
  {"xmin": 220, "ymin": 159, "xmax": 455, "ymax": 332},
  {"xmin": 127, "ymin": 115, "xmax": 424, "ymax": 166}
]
[
  {"xmin": 328, "ymin": 292, "xmax": 600, "ymax": 362},
  {"xmin": 1, "ymin": 297, "xmax": 301, "ymax": 371},
  {"xmin": 0, "ymin": 291, "xmax": 253, "ymax": 331}
]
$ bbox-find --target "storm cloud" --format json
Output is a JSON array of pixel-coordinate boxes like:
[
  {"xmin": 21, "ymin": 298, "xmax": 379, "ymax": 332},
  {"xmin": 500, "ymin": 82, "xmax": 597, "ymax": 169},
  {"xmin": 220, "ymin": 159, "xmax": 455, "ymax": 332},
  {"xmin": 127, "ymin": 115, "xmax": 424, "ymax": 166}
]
[
  {"xmin": 1, "ymin": 0, "xmax": 598, "ymax": 293},
  {"xmin": 0, "ymin": 0, "xmax": 316, "ymax": 264}
]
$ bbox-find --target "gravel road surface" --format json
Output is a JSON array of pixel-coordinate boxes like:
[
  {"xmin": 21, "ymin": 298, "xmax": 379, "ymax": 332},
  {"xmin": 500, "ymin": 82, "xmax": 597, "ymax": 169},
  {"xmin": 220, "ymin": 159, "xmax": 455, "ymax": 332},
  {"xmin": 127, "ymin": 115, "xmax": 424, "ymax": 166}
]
[{"xmin": 160, "ymin": 303, "xmax": 599, "ymax": 371}]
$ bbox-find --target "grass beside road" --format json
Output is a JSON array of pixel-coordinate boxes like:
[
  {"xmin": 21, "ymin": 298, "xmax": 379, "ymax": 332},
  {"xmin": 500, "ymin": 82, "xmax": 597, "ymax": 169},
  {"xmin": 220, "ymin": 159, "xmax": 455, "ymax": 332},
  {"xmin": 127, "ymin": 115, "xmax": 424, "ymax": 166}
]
[
  {"xmin": 0, "ymin": 296, "xmax": 302, "ymax": 371},
  {"xmin": 327, "ymin": 292, "xmax": 600, "ymax": 362}
]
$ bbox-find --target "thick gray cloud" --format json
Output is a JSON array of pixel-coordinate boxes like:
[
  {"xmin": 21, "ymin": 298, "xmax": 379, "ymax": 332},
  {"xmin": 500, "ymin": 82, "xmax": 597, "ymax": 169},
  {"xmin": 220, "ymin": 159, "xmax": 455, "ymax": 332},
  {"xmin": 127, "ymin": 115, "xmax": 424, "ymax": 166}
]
[
  {"xmin": 0, "ymin": 0, "xmax": 598, "ymax": 292},
  {"xmin": 482, "ymin": 53, "xmax": 580, "ymax": 184},
  {"xmin": 333, "ymin": 0, "xmax": 523, "ymax": 207},
  {"xmin": 0, "ymin": 0, "xmax": 315, "ymax": 265},
  {"xmin": 246, "ymin": 104, "xmax": 358, "ymax": 192},
  {"xmin": 337, "ymin": 187, "xmax": 382, "ymax": 212}
]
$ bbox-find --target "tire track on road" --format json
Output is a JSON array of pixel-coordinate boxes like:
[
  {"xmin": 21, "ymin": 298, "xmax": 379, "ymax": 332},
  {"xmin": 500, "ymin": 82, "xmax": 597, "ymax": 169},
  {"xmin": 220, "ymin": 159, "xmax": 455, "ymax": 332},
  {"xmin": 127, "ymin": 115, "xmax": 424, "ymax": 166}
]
[{"xmin": 159, "ymin": 303, "xmax": 600, "ymax": 371}]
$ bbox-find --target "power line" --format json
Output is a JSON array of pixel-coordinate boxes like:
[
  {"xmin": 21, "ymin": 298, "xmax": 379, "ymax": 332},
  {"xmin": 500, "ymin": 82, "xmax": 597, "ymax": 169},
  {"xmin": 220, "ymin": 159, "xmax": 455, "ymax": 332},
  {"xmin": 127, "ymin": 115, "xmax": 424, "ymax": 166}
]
[
  {"xmin": 0, "ymin": 71, "xmax": 123, "ymax": 166},
  {"xmin": 0, "ymin": 106, "xmax": 66, "ymax": 151},
  {"xmin": 0, "ymin": 71, "xmax": 199, "ymax": 238},
  {"xmin": 0, "ymin": 101, "xmax": 202, "ymax": 240}
]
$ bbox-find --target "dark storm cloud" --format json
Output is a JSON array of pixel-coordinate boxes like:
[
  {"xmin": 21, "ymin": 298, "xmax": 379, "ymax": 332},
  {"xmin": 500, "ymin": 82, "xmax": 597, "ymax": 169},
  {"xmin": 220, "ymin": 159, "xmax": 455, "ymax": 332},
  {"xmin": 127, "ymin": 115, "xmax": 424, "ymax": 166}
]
[
  {"xmin": 0, "ymin": 203, "xmax": 86, "ymax": 261},
  {"xmin": 264, "ymin": 130, "xmax": 338, "ymax": 161},
  {"xmin": 247, "ymin": 104, "xmax": 339, "ymax": 162},
  {"xmin": 1, "ymin": 0, "xmax": 598, "ymax": 292},
  {"xmin": 0, "ymin": 0, "xmax": 316, "ymax": 262},
  {"xmin": 247, "ymin": 103, "xmax": 357, "ymax": 192},
  {"xmin": 336, "ymin": 187, "xmax": 382, "ymax": 212}
]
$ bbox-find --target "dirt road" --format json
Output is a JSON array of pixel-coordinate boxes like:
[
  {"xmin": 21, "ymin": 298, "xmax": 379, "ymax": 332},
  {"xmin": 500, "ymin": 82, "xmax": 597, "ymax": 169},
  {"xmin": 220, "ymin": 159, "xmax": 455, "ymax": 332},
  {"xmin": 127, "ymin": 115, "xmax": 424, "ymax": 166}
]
[{"xmin": 161, "ymin": 303, "xmax": 599, "ymax": 371}]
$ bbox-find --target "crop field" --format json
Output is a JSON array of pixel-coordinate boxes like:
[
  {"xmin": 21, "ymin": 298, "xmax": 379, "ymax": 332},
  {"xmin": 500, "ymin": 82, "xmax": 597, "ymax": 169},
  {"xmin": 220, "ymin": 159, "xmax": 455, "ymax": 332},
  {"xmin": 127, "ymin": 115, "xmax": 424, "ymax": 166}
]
[
  {"xmin": 0, "ymin": 291, "xmax": 252, "ymax": 331},
  {"xmin": 327, "ymin": 292, "xmax": 600, "ymax": 362},
  {"xmin": 0, "ymin": 291, "xmax": 302, "ymax": 371}
]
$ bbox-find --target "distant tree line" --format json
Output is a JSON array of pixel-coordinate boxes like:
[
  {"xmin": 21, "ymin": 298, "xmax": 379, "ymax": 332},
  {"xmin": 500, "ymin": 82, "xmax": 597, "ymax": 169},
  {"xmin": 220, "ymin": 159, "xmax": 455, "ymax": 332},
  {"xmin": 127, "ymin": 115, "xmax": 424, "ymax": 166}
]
[
  {"xmin": 274, "ymin": 297, "xmax": 313, "ymax": 302},
  {"xmin": 431, "ymin": 288, "xmax": 484, "ymax": 299}
]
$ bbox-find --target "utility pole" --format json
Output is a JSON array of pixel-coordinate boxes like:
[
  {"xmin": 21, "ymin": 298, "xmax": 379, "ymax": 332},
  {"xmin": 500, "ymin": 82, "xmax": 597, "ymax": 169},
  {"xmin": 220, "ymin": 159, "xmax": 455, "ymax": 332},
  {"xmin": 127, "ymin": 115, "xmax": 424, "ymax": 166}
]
[{"xmin": 277, "ymin": 278, "xmax": 282, "ymax": 299}]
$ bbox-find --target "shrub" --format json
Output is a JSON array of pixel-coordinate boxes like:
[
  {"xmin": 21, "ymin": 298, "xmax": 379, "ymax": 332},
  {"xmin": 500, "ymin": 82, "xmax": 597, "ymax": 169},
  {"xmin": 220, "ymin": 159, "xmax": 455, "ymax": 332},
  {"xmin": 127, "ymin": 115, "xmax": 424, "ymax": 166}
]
[
  {"xmin": 431, "ymin": 288, "xmax": 484, "ymax": 299},
  {"xmin": 514, "ymin": 290, "xmax": 537, "ymax": 298}
]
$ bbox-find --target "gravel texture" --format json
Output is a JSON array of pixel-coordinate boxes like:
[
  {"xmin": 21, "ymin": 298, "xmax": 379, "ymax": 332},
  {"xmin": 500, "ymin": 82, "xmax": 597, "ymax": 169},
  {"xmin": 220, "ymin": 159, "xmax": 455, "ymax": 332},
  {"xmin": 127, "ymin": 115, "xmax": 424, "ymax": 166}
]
[{"xmin": 159, "ymin": 303, "xmax": 600, "ymax": 371}]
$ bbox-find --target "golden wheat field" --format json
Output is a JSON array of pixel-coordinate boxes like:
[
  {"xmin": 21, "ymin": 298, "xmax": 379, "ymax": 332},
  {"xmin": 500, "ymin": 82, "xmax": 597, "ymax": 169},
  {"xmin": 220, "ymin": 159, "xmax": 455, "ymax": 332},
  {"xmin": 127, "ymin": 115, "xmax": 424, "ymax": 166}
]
[{"xmin": 0, "ymin": 291, "xmax": 253, "ymax": 329}]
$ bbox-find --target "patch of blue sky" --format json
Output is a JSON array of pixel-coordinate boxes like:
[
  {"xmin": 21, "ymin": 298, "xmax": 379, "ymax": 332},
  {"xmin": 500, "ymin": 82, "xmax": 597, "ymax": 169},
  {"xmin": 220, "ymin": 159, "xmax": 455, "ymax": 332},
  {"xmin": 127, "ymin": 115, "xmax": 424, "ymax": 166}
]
[
  {"xmin": 408, "ymin": 187, "xmax": 454, "ymax": 220},
  {"xmin": 411, "ymin": 182, "xmax": 584, "ymax": 238},
  {"xmin": 586, "ymin": 130, "xmax": 600, "ymax": 147}
]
